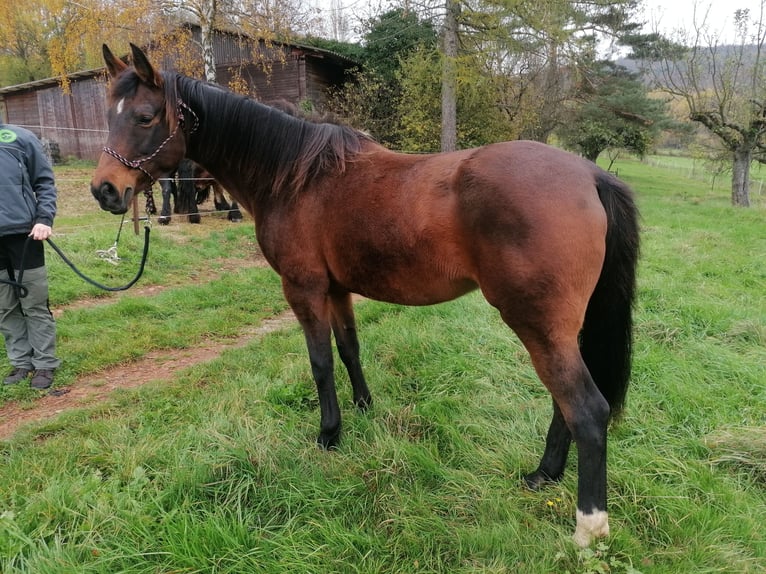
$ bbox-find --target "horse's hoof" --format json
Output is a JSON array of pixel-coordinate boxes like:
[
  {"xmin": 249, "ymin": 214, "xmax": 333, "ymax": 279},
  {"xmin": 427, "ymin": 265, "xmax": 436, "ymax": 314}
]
[
  {"xmin": 523, "ymin": 469, "xmax": 561, "ymax": 491},
  {"xmin": 317, "ymin": 430, "xmax": 340, "ymax": 450},
  {"xmin": 355, "ymin": 394, "xmax": 372, "ymax": 411},
  {"xmin": 189, "ymin": 214, "xmax": 201, "ymax": 224},
  {"xmin": 158, "ymin": 216, "xmax": 171, "ymax": 225},
  {"xmin": 573, "ymin": 510, "xmax": 610, "ymax": 547}
]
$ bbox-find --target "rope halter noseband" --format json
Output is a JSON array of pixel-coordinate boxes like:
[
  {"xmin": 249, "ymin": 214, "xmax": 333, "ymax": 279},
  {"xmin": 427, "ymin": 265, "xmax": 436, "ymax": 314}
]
[{"xmin": 102, "ymin": 99, "xmax": 199, "ymax": 186}]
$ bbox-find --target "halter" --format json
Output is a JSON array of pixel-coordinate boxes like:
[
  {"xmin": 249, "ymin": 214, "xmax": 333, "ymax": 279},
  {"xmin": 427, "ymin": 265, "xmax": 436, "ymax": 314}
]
[{"xmin": 102, "ymin": 99, "xmax": 199, "ymax": 185}]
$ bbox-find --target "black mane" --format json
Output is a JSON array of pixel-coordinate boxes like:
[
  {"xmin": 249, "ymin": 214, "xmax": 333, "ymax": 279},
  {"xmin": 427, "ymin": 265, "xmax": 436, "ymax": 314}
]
[{"xmin": 168, "ymin": 73, "xmax": 369, "ymax": 201}]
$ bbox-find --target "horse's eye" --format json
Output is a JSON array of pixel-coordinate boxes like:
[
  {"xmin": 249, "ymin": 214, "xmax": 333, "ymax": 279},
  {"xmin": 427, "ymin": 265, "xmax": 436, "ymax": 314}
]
[{"xmin": 136, "ymin": 114, "xmax": 154, "ymax": 126}]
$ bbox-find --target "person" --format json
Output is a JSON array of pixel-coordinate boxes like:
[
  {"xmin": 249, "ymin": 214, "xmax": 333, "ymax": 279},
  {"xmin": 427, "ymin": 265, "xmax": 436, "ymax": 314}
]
[{"xmin": 0, "ymin": 123, "xmax": 60, "ymax": 390}]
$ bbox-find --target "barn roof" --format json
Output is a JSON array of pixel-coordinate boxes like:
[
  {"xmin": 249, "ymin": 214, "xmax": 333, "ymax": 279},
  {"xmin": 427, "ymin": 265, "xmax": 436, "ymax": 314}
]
[{"xmin": 0, "ymin": 68, "xmax": 104, "ymax": 95}]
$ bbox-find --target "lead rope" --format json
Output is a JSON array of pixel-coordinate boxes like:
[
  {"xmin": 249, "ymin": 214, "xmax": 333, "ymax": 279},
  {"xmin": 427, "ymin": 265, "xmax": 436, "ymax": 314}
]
[
  {"xmin": 1, "ymin": 215, "xmax": 152, "ymax": 297},
  {"xmin": 47, "ymin": 224, "xmax": 151, "ymax": 292}
]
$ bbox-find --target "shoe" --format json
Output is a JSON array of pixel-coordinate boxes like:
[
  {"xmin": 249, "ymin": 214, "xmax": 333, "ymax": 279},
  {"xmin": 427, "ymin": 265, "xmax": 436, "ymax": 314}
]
[
  {"xmin": 4, "ymin": 367, "xmax": 32, "ymax": 385},
  {"xmin": 30, "ymin": 369, "xmax": 55, "ymax": 390}
]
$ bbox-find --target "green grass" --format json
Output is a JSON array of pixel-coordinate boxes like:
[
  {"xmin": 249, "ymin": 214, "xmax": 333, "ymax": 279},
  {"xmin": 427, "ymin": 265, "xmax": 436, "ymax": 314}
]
[{"xmin": 0, "ymin": 159, "xmax": 764, "ymax": 573}]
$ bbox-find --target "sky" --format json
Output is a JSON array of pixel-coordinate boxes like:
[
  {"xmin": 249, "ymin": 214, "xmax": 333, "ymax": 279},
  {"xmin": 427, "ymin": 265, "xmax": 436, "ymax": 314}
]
[{"xmin": 642, "ymin": 0, "xmax": 762, "ymax": 42}]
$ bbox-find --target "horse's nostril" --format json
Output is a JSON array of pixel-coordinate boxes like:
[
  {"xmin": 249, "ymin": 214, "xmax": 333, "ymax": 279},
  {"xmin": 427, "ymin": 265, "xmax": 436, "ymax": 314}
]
[
  {"xmin": 91, "ymin": 182, "xmax": 119, "ymax": 202},
  {"xmin": 101, "ymin": 182, "xmax": 118, "ymax": 198},
  {"xmin": 91, "ymin": 181, "xmax": 123, "ymax": 205}
]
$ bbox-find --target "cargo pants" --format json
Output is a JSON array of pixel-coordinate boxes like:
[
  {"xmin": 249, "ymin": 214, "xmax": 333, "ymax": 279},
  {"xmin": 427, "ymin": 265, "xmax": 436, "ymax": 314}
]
[{"xmin": 0, "ymin": 236, "xmax": 60, "ymax": 371}]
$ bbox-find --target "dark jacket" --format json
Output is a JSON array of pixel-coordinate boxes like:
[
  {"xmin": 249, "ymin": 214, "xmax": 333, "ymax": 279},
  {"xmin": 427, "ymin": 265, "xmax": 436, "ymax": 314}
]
[{"xmin": 0, "ymin": 124, "xmax": 57, "ymax": 236}]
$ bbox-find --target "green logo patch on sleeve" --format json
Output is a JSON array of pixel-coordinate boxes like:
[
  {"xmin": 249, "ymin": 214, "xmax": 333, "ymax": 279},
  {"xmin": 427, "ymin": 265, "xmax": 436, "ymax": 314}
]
[{"xmin": 0, "ymin": 128, "xmax": 19, "ymax": 143}]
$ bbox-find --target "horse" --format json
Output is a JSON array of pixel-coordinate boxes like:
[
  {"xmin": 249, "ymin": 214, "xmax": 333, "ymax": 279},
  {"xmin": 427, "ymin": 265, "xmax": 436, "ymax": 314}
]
[
  {"xmin": 178, "ymin": 159, "xmax": 243, "ymax": 222},
  {"xmin": 154, "ymin": 159, "xmax": 241, "ymax": 224},
  {"xmin": 157, "ymin": 164, "xmax": 201, "ymax": 224},
  {"xmin": 90, "ymin": 44, "xmax": 639, "ymax": 547}
]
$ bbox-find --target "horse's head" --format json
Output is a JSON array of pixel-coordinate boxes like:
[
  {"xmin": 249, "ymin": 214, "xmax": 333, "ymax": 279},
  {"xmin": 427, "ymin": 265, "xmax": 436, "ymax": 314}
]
[{"xmin": 91, "ymin": 44, "xmax": 188, "ymax": 214}]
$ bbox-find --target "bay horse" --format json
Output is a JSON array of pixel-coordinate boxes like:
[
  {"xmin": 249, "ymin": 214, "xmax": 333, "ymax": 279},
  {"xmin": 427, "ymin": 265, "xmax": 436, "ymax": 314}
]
[{"xmin": 90, "ymin": 44, "xmax": 639, "ymax": 547}]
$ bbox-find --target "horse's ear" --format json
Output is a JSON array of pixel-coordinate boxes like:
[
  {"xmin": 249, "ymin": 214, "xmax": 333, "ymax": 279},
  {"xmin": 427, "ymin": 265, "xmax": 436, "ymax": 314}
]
[
  {"xmin": 129, "ymin": 43, "xmax": 163, "ymax": 88},
  {"xmin": 103, "ymin": 44, "xmax": 127, "ymax": 78}
]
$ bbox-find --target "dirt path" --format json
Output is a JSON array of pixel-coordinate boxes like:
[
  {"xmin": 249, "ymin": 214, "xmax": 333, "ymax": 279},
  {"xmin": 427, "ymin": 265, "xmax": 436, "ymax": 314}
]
[
  {"xmin": 0, "ymin": 311, "xmax": 297, "ymax": 440},
  {"xmin": 0, "ymin": 252, "xmax": 294, "ymax": 441},
  {"xmin": 0, "ymin": 239, "xmax": 366, "ymax": 441}
]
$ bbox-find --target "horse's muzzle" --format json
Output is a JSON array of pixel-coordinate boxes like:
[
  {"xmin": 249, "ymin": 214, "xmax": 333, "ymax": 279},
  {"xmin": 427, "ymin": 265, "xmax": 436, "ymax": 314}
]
[{"xmin": 91, "ymin": 182, "xmax": 133, "ymax": 214}]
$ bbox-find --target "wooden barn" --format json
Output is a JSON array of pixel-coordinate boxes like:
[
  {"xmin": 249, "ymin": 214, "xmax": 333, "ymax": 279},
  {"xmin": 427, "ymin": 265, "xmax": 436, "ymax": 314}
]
[{"xmin": 0, "ymin": 27, "xmax": 357, "ymax": 162}]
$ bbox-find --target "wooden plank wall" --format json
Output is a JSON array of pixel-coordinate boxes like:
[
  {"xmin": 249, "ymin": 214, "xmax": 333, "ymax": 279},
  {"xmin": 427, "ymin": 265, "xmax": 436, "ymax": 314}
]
[
  {"xmin": 3, "ymin": 78, "xmax": 108, "ymax": 161},
  {"xmin": 5, "ymin": 92, "xmax": 40, "ymax": 130}
]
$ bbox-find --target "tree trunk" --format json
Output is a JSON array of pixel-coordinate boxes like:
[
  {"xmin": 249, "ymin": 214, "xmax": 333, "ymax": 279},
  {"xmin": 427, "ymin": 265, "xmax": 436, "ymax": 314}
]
[
  {"xmin": 200, "ymin": 0, "xmax": 218, "ymax": 83},
  {"xmin": 731, "ymin": 147, "xmax": 752, "ymax": 207},
  {"xmin": 441, "ymin": 0, "xmax": 459, "ymax": 152}
]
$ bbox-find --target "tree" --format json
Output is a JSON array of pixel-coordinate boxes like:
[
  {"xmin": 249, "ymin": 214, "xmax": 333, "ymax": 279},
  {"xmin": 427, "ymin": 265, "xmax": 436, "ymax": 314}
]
[
  {"xmin": 559, "ymin": 62, "xmax": 670, "ymax": 163},
  {"xmin": 328, "ymin": 8, "xmax": 438, "ymax": 147},
  {"xmin": 363, "ymin": 8, "xmax": 438, "ymax": 86},
  {"xmin": 0, "ymin": 1, "xmax": 52, "ymax": 84},
  {"xmin": 441, "ymin": 0, "xmax": 459, "ymax": 151},
  {"xmin": 0, "ymin": 0, "xmax": 322, "ymax": 91},
  {"xmin": 333, "ymin": 0, "xmax": 642, "ymax": 151},
  {"xmin": 637, "ymin": 1, "xmax": 766, "ymax": 206},
  {"xmin": 442, "ymin": 0, "xmax": 642, "ymax": 145},
  {"xmin": 0, "ymin": 0, "xmax": 161, "ymax": 90},
  {"xmin": 396, "ymin": 45, "xmax": 513, "ymax": 152},
  {"xmin": 160, "ymin": 0, "xmax": 221, "ymax": 82}
]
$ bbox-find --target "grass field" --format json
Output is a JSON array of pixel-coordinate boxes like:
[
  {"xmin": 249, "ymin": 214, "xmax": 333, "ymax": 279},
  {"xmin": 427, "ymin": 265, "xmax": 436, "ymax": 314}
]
[
  {"xmin": 646, "ymin": 155, "xmax": 766, "ymax": 206},
  {"xmin": 0, "ymin": 157, "xmax": 764, "ymax": 573}
]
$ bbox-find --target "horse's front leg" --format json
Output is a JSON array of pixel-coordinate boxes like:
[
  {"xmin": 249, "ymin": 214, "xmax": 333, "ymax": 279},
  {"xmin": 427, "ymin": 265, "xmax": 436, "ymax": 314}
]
[
  {"xmin": 188, "ymin": 202, "xmax": 201, "ymax": 224},
  {"xmin": 213, "ymin": 184, "xmax": 243, "ymax": 222},
  {"xmin": 329, "ymin": 291, "xmax": 371, "ymax": 409},
  {"xmin": 284, "ymin": 282, "xmax": 341, "ymax": 448}
]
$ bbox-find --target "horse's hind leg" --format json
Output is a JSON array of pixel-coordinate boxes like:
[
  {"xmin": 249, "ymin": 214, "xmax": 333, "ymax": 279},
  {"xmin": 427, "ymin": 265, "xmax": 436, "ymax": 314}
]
[
  {"xmin": 213, "ymin": 184, "xmax": 228, "ymax": 213},
  {"xmin": 176, "ymin": 176, "xmax": 200, "ymax": 223},
  {"xmin": 329, "ymin": 292, "xmax": 372, "ymax": 409},
  {"xmin": 228, "ymin": 199, "xmax": 243, "ymax": 222},
  {"xmin": 494, "ymin": 288, "xmax": 609, "ymax": 545},
  {"xmin": 522, "ymin": 334, "xmax": 610, "ymax": 547},
  {"xmin": 524, "ymin": 399, "xmax": 571, "ymax": 489},
  {"xmin": 212, "ymin": 184, "xmax": 243, "ymax": 222}
]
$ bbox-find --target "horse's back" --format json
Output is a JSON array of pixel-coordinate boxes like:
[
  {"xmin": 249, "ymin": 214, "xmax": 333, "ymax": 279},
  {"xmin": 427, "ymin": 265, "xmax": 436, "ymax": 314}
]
[{"xmin": 455, "ymin": 140, "xmax": 603, "ymax": 209}]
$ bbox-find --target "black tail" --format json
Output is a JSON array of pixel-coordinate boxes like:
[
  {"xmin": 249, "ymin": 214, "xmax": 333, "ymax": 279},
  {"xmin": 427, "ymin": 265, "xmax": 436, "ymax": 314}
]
[{"xmin": 581, "ymin": 170, "xmax": 640, "ymax": 417}]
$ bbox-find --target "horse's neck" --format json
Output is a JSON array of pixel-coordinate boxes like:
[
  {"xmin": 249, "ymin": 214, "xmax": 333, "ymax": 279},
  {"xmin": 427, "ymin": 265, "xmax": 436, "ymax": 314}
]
[
  {"xmin": 178, "ymin": 76, "xmax": 291, "ymax": 213},
  {"xmin": 179, "ymin": 79, "xmax": 245, "ymax": 171}
]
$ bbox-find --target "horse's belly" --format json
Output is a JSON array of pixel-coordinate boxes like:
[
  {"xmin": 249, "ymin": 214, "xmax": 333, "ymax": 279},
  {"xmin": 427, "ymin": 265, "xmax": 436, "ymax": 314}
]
[
  {"xmin": 352, "ymin": 278, "xmax": 478, "ymax": 306},
  {"xmin": 332, "ymin": 254, "xmax": 478, "ymax": 306}
]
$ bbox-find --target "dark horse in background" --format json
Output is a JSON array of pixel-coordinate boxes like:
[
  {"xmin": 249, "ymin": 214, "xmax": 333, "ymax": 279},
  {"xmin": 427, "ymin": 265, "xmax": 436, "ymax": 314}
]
[
  {"xmin": 91, "ymin": 44, "xmax": 639, "ymax": 547},
  {"xmin": 156, "ymin": 161, "xmax": 199, "ymax": 224},
  {"xmin": 156, "ymin": 158, "xmax": 243, "ymax": 224}
]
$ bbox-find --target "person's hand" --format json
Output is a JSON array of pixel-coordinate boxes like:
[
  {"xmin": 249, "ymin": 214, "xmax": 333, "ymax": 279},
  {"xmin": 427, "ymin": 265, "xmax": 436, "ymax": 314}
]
[{"xmin": 29, "ymin": 223, "xmax": 52, "ymax": 241}]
